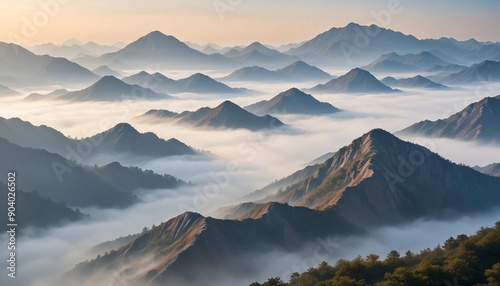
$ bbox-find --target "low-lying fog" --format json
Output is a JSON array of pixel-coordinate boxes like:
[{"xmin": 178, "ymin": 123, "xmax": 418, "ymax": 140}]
[{"xmin": 0, "ymin": 76, "xmax": 499, "ymax": 286}]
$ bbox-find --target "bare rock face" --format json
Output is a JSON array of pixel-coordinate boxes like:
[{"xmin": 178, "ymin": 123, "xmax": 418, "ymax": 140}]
[{"xmin": 398, "ymin": 95, "xmax": 500, "ymax": 143}]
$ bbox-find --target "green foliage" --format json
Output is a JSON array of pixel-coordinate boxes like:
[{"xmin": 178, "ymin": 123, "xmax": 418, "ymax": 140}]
[{"xmin": 251, "ymin": 221, "xmax": 500, "ymax": 286}]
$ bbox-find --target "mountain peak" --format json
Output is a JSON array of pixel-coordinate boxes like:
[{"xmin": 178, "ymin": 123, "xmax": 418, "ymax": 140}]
[
  {"xmin": 247, "ymin": 42, "xmax": 267, "ymax": 49},
  {"xmin": 218, "ymin": 100, "xmax": 240, "ymax": 109},
  {"xmin": 108, "ymin": 122, "xmax": 139, "ymax": 135}
]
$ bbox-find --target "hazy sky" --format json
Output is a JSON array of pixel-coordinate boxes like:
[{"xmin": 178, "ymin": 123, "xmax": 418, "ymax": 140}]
[{"xmin": 1, "ymin": 0, "xmax": 499, "ymax": 46}]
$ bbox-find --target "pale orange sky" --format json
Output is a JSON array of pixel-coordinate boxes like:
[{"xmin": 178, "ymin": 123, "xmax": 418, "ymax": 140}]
[{"xmin": 1, "ymin": 0, "xmax": 499, "ymax": 47}]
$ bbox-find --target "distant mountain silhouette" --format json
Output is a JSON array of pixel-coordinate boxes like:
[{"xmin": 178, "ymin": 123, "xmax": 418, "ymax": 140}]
[
  {"xmin": 92, "ymin": 65, "xmax": 123, "ymax": 77},
  {"xmin": 426, "ymin": 63, "xmax": 466, "ymax": 75},
  {"xmin": 123, "ymin": 71, "xmax": 247, "ymax": 94},
  {"xmin": 220, "ymin": 61, "xmax": 333, "ymax": 82},
  {"xmin": 0, "ymin": 138, "xmax": 137, "ymax": 208},
  {"xmin": 245, "ymin": 88, "xmax": 340, "ymax": 115},
  {"xmin": 224, "ymin": 41, "xmax": 298, "ymax": 66},
  {"xmin": 363, "ymin": 51, "xmax": 449, "ymax": 72},
  {"xmin": 440, "ymin": 60, "xmax": 500, "ymax": 84},
  {"xmin": 398, "ymin": 95, "xmax": 500, "ymax": 143},
  {"xmin": 87, "ymin": 123, "xmax": 198, "ymax": 157},
  {"xmin": 30, "ymin": 41, "xmax": 121, "ymax": 59},
  {"xmin": 0, "ymin": 42, "xmax": 98, "ymax": 87},
  {"xmin": 381, "ymin": 75, "xmax": 448, "ymax": 89},
  {"xmin": 95, "ymin": 161, "xmax": 189, "ymax": 193},
  {"xmin": 474, "ymin": 163, "xmax": 500, "ymax": 177},
  {"xmin": 0, "ymin": 83, "xmax": 20, "ymax": 96},
  {"xmin": 57, "ymin": 76, "xmax": 170, "ymax": 101},
  {"xmin": 220, "ymin": 66, "xmax": 282, "ymax": 82},
  {"xmin": 0, "ymin": 117, "xmax": 198, "ymax": 159},
  {"xmin": 24, "ymin": 88, "xmax": 69, "ymax": 101},
  {"xmin": 75, "ymin": 31, "xmax": 234, "ymax": 70},
  {"xmin": 310, "ymin": 68, "xmax": 396, "ymax": 93},
  {"xmin": 286, "ymin": 23, "xmax": 492, "ymax": 67},
  {"xmin": 139, "ymin": 101, "xmax": 285, "ymax": 131}
]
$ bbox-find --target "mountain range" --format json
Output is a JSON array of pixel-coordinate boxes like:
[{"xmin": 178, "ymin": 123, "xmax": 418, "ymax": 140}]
[
  {"xmin": 220, "ymin": 61, "xmax": 333, "ymax": 82},
  {"xmin": 92, "ymin": 65, "xmax": 123, "ymax": 78},
  {"xmin": 95, "ymin": 161, "xmax": 189, "ymax": 193},
  {"xmin": 474, "ymin": 163, "xmax": 500, "ymax": 177},
  {"xmin": 439, "ymin": 60, "xmax": 500, "ymax": 84},
  {"xmin": 309, "ymin": 68, "xmax": 397, "ymax": 93},
  {"xmin": 63, "ymin": 128, "xmax": 500, "ymax": 286},
  {"xmin": 24, "ymin": 89, "xmax": 69, "ymax": 101},
  {"xmin": 0, "ymin": 138, "xmax": 137, "ymax": 208},
  {"xmin": 137, "ymin": 101, "xmax": 285, "ymax": 131},
  {"xmin": 223, "ymin": 42, "xmax": 299, "ymax": 67},
  {"xmin": 30, "ymin": 41, "xmax": 121, "ymax": 59},
  {"xmin": 245, "ymin": 88, "xmax": 340, "ymax": 115},
  {"xmin": 285, "ymin": 23, "xmax": 496, "ymax": 67},
  {"xmin": 363, "ymin": 51, "xmax": 450, "ymax": 73},
  {"xmin": 0, "ymin": 117, "xmax": 198, "ymax": 159},
  {"xmin": 122, "ymin": 71, "xmax": 247, "ymax": 94},
  {"xmin": 56, "ymin": 76, "xmax": 170, "ymax": 102},
  {"xmin": 398, "ymin": 95, "xmax": 500, "ymax": 143},
  {"xmin": 0, "ymin": 42, "xmax": 98, "ymax": 87},
  {"xmin": 381, "ymin": 75, "xmax": 448, "ymax": 89},
  {"xmin": 74, "ymin": 31, "xmax": 234, "ymax": 70}
]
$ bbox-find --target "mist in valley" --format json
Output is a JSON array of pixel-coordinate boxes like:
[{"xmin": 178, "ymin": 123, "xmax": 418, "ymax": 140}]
[{"xmin": 0, "ymin": 77, "xmax": 499, "ymax": 285}]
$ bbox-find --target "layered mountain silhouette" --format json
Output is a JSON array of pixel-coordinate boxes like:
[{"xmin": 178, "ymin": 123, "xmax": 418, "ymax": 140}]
[
  {"xmin": 86, "ymin": 123, "xmax": 198, "ymax": 157},
  {"xmin": 74, "ymin": 31, "xmax": 234, "ymax": 70},
  {"xmin": 220, "ymin": 66, "xmax": 281, "ymax": 82},
  {"xmin": 0, "ymin": 83, "xmax": 20, "ymax": 96},
  {"xmin": 310, "ymin": 68, "xmax": 397, "ymax": 93},
  {"xmin": 440, "ymin": 60, "xmax": 500, "ymax": 84},
  {"xmin": 30, "ymin": 41, "xmax": 121, "ymax": 59},
  {"xmin": 138, "ymin": 101, "xmax": 285, "ymax": 131},
  {"xmin": 63, "ymin": 204, "xmax": 361, "ymax": 286},
  {"xmin": 245, "ymin": 88, "xmax": 340, "ymax": 115},
  {"xmin": 95, "ymin": 161, "xmax": 189, "ymax": 193},
  {"xmin": 0, "ymin": 42, "xmax": 98, "ymax": 86},
  {"xmin": 123, "ymin": 71, "xmax": 247, "ymax": 94},
  {"xmin": 0, "ymin": 138, "xmax": 137, "ymax": 208},
  {"xmin": 0, "ymin": 117, "xmax": 198, "ymax": 159},
  {"xmin": 64, "ymin": 129, "xmax": 500, "ymax": 286},
  {"xmin": 92, "ymin": 65, "xmax": 123, "ymax": 78},
  {"xmin": 474, "ymin": 163, "xmax": 500, "ymax": 177},
  {"xmin": 285, "ymin": 23, "xmax": 493, "ymax": 66},
  {"xmin": 398, "ymin": 95, "xmax": 500, "ymax": 143},
  {"xmin": 363, "ymin": 51, "xmax": 449, "ymax": 72},
  {"xmin": 56, "ymin": 76, "xmax": 170, "ymax": 102},
  {"xmin": 0, "ymin": 182, "xmax": 85, "ymax": 232},
  {"xmin": 224, "ymin": 41, "xmax": 298, "ymax": 67},
  {"xmin": 381, "ymin": 75, "xmax": 448, "ymax": 89},
  {"xmin": 426, "ymin": 63, "xmax": 466, "ymax": 75},
  {"xmin": 24, "ymin": 88, "xmax": 69, "ymax": 101},
  {"xmin": 220, "ymin": 61, "xmax": 332, "ymax": 82}
]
